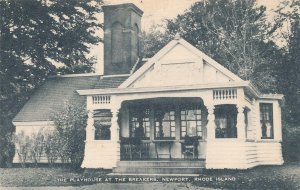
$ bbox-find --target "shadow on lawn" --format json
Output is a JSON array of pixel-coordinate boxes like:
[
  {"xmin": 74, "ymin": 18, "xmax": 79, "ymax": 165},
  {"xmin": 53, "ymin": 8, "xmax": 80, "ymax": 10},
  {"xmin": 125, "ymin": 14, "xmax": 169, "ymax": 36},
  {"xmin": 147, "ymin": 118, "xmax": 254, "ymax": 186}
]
[{"xmin": 192, "ymin": 163, "xmax": 299, "ymax": 190}]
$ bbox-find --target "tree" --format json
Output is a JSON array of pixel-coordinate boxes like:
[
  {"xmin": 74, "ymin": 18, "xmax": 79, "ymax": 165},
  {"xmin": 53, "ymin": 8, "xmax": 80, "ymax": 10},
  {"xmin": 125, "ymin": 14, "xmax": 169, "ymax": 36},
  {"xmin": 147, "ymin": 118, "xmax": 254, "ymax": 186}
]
[
  {"xmin": 273, "ymin": 0, "xmax": 300, "ymax": 124},
  {"xmin": 143, "ymin": 0, "xmax": 281, "ymax": 92},
  {"xmin": 0, "ymin": 123, "xmax": 14, "ymax": 167},
  {"xmin": 278, "ymin": 20, "xmax": 300, "ymax": 124},
  {"xmin": 0, "ymin": 0, "xmax": 102, "ymax": 166},
  {"xmin": 141, "ymin": 26, "xmax": 171, "ymax": 58},
  {"xmin": 50, "ymin": 102, "xmax": 87, "ymax": 168}
]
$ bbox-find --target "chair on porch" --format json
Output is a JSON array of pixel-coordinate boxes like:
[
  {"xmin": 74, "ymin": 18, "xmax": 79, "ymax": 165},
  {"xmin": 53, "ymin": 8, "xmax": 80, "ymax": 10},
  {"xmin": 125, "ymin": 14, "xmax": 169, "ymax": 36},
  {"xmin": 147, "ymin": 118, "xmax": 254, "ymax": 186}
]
[
  {"xmin": 120, "ymin": 137, "xmax": 150, "ymax": 160},
  {"xmin": 181, "ymin": 136, "xmax": 199, "ymax": 159},
  {"xmin": 131, "ymin": 142, "xmax": 150, "ymax": 159}
]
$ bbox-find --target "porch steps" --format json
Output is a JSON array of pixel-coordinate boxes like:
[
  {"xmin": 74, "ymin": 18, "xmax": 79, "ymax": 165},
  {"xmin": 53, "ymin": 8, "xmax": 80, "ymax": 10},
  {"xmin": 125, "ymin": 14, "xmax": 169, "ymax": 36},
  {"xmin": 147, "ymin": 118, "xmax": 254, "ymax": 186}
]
[{"xmin": 111, "ymin": 160, "xmax": 205, "ymax": 175}]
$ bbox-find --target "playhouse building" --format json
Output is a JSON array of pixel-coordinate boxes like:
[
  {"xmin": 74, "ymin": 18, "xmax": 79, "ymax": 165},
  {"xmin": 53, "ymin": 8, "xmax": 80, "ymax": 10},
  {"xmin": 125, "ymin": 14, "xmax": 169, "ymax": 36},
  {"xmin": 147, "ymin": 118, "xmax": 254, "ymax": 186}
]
[{"xmin": 13, "ymin": 3, "xmax": 284, "ymax": 175}]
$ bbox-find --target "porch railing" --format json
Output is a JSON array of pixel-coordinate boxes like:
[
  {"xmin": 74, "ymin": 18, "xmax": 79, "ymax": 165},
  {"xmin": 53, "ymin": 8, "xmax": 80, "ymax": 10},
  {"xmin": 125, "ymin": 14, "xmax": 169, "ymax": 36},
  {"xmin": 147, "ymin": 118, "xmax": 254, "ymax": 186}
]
[
  {"xmin": 92, "ymin": 95, "xmax": 111, "ymax": 104},
  {"xmin": 213, "ymin": 89, "xmax": 237, "ymax": 100}
]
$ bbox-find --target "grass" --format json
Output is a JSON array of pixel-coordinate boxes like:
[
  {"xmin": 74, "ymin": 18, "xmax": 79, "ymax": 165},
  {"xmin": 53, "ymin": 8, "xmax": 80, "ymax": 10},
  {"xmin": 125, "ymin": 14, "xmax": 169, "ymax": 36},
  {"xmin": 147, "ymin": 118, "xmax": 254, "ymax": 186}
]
[
  {"xmin": 193, "ymin": 162, "xmax": 300, "ymax": 190},
  {"xmin": 0, "ymin": 162, "xmax": 299, "ymax": 189},
  {"xmin": 0, "ymin": 166, "xmax": 110, "ymax": 187}
]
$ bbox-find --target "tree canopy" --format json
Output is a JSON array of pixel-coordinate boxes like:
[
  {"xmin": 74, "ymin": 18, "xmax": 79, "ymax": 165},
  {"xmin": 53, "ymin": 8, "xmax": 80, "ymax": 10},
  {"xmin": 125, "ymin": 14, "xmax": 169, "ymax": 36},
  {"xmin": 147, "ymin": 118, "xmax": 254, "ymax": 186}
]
[
  {"xmin": 0, "ymin": 0, "xmax": 102, "ymax": 166},
  {"xmin": 142, "ymin": 0, "xmax": 300, "ymax": 125},
  {"xmin": 143, "ymin": 0, "xmax": 282, "ymax": 92},
  {"xmin": 0, "ymin": 0, "xmax": 102, "ymax": 127}
]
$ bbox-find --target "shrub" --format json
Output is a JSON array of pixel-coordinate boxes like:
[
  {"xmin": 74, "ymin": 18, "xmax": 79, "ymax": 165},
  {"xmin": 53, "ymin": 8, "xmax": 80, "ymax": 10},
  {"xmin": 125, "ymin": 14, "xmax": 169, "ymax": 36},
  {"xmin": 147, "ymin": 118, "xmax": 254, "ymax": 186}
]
[
  {"xmin": 282, "ymin": 123, "xmax": 300, "ymax": 162},
  {"xmin": 12, "ymin": 102, "xmax": 87, "ymax": 168},
  {"xmin": 28, "ymin": 130, "xmax": 45, "ymax": 166},
  {"xmin": 0, "ymin": 121, "xmax": 15, "ymax": 168},
  {"xmin": 44, "ymin": 130, "xmax": 60, "ymax": 166},
  {"xmin": 13, "ymin": 131, "xmax": 31, "ymax": 167},
  {"xmin": 50, "ymin": 102, "xmax": 87, "ymax": 168},
  {"xmin": 0, "ymin": 128, "xmax": 15, "ymax": 168}
]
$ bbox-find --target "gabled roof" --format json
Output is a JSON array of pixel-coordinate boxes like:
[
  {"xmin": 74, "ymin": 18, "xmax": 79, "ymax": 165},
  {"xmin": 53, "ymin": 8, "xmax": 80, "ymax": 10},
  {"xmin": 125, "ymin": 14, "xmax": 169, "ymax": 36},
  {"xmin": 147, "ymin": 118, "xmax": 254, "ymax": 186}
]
[
  {"xmin": 13, "ymin": 74, "xmax": 128, "ymax": 123},
  {"xmin": 119, "ymin": 37, "xmax": 243, "ymax": 88}
]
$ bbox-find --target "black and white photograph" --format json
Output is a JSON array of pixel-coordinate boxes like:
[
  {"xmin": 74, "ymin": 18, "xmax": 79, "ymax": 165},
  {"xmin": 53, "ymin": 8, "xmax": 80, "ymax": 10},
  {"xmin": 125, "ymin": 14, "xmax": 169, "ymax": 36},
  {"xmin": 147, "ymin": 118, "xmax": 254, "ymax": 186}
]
[{"xmin": 0, "ymin": 0, "xmax": 299, "ymax": 189}]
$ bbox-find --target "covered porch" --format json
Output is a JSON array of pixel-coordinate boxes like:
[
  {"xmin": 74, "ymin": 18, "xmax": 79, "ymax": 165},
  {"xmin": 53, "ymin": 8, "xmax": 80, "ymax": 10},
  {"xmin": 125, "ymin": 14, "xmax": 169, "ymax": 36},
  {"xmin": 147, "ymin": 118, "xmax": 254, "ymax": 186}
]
[
  {"xmin": 118, "ymin": 97, "xmax": 207, "ymax": 161},
  {"xmin": 79, "ymin": 86, "xmax": 252, "ymax": 170}
]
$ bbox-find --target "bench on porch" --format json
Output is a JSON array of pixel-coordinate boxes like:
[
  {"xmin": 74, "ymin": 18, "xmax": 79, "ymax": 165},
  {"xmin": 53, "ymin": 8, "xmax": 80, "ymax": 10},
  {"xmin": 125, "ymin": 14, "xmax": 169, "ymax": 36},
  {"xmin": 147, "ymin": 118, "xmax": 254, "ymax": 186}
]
[{"xmin": 120, "ymin": 137, "xmax": 150, "ymax": 160}]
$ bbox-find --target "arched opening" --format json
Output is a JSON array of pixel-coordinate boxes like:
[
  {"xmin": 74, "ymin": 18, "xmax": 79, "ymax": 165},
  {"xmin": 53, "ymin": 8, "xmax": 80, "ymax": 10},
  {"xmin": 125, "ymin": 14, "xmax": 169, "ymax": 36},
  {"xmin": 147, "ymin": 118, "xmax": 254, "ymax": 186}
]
[
  {"xmin": 111, "ymin": 22, "xmax": 123, "ymax": 65},
  {"xmin": 132, "ymin": 24, "xmax": 139, "ymax": 58}
]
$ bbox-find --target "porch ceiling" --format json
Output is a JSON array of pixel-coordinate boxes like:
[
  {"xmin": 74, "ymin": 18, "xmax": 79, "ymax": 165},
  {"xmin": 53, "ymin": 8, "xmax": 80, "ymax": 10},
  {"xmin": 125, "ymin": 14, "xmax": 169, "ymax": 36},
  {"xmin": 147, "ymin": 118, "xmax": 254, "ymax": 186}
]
[{"xmin": 121, "ymin": 97, "xmax": 204, "ymax": 106}]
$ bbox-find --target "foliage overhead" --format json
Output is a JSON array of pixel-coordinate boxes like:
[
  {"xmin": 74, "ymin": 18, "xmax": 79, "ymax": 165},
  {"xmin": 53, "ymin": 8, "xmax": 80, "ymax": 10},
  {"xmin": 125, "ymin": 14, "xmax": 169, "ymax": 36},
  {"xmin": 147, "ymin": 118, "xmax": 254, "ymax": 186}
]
[
  {"xmin": 0, "ymin": 0, "xmax": 102, "ymax": 167},
  {"xmin": 0, "ymin": 0, "xmax": 102, "ymax": 129},
  {"xmin": 278, "ymin": 21, "xmax": 300, "ymax": 124},
  {"xmin": 143, "ymin": 0, "xmax": 283, "ymax": 92}
]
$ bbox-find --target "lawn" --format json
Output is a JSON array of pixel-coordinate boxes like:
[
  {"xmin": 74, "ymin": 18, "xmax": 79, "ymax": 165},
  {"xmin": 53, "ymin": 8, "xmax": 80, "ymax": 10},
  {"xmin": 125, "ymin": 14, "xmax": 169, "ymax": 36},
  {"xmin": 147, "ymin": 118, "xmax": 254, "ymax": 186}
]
[
  {"xmin": 0, "ymin": 162, "xmax": 299, "ymax": 189},
  {"xmin": 192, "ymin": 162, "xmax": 300, "ymax": 190}
]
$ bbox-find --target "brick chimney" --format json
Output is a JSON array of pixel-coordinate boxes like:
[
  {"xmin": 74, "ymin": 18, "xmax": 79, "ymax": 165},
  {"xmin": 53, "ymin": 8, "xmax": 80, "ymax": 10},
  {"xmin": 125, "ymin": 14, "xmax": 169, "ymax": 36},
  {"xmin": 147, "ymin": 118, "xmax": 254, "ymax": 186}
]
[{"xmin": 103, "ymin": 3, "xmax": 143, "ymax": 75}]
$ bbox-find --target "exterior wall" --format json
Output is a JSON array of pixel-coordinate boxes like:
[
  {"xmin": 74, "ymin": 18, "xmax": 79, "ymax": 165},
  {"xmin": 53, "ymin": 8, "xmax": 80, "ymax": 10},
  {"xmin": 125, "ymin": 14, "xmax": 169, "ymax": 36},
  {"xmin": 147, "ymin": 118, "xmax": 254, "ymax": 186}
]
[
  {"xmin": 206, "ymin": 140, "xmax": 283, "ymax": 169},
  {"xmin": 13, "ymin": 122, "xmax": 55, "ymax": 163},
  {"xmin": 81, "ymin": 141, "xmax": 120, "ymax": 169},
  {"xmin": 206, "ymin": 96, "xmax": 284, "ymax": 169},
  {"xmin": 255, "ymin": 141, "xmax": 283, "ymax": 165},
  {"xmin": 206, "ymin": 140, "xmax": 249, "ymax": 169}
]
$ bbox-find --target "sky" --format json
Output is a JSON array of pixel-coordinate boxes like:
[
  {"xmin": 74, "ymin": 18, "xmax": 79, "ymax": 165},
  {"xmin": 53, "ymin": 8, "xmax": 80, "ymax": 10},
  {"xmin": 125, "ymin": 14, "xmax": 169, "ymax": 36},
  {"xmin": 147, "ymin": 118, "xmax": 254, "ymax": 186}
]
[
  {"xmin": 92, "ymin": 0, "xmax": 286, "ymax": 74},
  {"xmin": 104, "ymin": 0, "xmax": 284, "ymax": 31}
]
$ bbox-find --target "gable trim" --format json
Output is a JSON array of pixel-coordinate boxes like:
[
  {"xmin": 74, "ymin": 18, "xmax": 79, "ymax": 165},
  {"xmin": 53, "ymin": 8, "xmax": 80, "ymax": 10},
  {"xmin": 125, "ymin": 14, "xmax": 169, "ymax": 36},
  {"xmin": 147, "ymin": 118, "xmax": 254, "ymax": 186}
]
[
  {"xmin": 119, "ymin": 38, "xmax": 243, "ymax": 88},
  {"xmin": 177, "ymin": 39, "xmax": 242, "ymax": 81}
]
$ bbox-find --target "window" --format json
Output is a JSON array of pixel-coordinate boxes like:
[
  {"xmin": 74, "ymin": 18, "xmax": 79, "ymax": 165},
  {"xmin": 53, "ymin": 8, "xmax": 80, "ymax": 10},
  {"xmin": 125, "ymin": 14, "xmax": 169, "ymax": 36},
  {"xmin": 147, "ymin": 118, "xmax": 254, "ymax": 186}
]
[
  {"xmin": 180, "ymin": 106, "xmax": 202, "ymax": 138},
  {"xmin": 260, "ymin": 103, "xmax": 273, "ymax": 139},
  {"xmin": 215, "ymin": 105, "xmax": 237, "ymax": 138},
  {"xmin": 129, "ymin": 108, "xmax": 150, "ymax": 139},
  {"xmin": 94, "ymin": 110, "xmax": 112, "ymax": 140},
  {"xmin": 155, "ymin": 108, "xmax": 176, "ymax": 139},
  {"xmin": 95, "ymin": 122, "xmax": 111, "ymax": 140}
]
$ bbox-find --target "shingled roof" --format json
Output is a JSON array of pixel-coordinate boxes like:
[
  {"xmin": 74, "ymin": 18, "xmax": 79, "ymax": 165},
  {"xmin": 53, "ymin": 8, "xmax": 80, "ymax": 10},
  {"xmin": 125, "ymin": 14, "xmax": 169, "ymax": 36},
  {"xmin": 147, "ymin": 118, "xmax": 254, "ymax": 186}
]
[
  {"xmin": 94, "ymin": 76, "xmax": 129, "ymax": 89},
  {"xmin": 13, "ymin": 74, "xmax": 128, "ymax": 123}
]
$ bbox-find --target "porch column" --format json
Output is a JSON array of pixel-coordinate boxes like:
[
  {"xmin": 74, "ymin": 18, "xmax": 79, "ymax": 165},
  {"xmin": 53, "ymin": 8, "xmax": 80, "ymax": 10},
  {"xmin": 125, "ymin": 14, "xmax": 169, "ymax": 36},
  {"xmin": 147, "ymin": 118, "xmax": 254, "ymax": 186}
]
[
  {"xmin": 111, "ymin": 107, "xmax": 120, "ymax": 142},
  {"xmin": 236, "ymin": 105, "xmax": 246, "ymax": 140},
  {"xmin": 86, "ymin": 110, "xmax": 95, "ymax": 141},
  {"xmin": 110, "ymin": 104, "xmax": 121, "ymax": 164},
  {"xmin": 206, "ymin": 105, "xmax": 215, "ymax": 140}
]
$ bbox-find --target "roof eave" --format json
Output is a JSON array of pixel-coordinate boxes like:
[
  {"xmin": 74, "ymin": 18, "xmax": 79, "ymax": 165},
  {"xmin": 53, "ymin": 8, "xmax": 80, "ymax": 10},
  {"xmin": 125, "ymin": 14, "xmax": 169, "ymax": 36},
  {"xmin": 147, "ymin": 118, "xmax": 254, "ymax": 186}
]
[{"xmin": 77, "ymin": 81, "xmax": 250, "ymax": 96}]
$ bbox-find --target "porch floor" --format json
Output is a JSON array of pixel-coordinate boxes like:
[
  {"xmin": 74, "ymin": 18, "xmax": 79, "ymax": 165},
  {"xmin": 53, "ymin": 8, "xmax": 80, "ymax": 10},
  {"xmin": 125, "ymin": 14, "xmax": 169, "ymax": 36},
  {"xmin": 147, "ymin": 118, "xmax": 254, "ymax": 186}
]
[{"xmin": 111, "ymin": 159, "xmax": 206, "ymax": 176}]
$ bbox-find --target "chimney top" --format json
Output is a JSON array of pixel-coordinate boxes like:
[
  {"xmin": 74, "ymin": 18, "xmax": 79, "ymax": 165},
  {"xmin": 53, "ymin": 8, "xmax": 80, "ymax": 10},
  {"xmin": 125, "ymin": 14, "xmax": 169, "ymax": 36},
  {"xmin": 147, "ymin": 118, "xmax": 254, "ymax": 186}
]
[
  {"xmin": 102, "ymin": 3, "xmax": 143, "ymax": 75},
  {"xmin": 102, "ymin": 3, "xmax": 143, "ymax": 16}
]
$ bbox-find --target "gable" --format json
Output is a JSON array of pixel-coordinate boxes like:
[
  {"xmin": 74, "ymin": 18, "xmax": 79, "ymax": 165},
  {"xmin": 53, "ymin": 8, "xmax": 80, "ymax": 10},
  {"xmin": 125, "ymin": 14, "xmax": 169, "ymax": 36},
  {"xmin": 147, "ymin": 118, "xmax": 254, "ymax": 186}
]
[{"xmin": 120, "ymin": 38, "xmax": 243, "ymax": 88}]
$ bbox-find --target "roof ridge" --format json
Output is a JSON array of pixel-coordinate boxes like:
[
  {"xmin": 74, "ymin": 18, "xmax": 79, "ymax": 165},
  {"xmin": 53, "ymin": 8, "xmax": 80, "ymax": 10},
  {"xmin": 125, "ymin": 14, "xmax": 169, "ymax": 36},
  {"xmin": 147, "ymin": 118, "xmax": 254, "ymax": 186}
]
[
  {"xmin": 102, "ymin": 74, "xmax": 131, "ymax": 78},
  {"xmin": 48, "ymin": 73, "xmax": 102, "ymax": 78}
]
